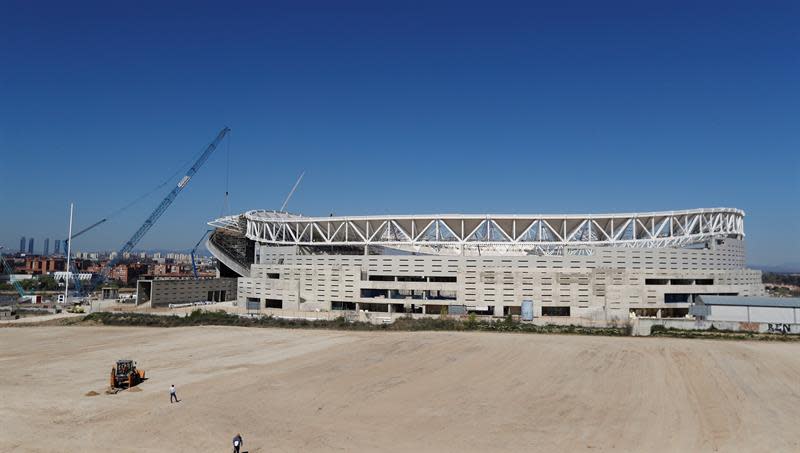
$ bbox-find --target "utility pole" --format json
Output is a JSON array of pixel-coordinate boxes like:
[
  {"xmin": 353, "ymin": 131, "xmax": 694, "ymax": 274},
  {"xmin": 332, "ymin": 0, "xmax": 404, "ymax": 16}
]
[{"xmin": 64, "ymin": 203, "xmax": 73, "ymax": 306}]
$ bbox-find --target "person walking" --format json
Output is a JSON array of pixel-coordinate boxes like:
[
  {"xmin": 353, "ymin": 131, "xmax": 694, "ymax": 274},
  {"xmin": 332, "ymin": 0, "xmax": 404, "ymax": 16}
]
[
  {"xmin": 232, "ymin": 433, "xmax": 243, "ymax": 453},
  {"xmin": 169, "ymin": 384, "xmax": 178, "ymax": 403}
]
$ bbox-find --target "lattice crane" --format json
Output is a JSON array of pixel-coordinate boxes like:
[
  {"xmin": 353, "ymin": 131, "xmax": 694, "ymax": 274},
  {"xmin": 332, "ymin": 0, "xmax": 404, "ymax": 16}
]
[{"xmin": 91, "ymin": 127, "xmax": 230, "ymax": 289}]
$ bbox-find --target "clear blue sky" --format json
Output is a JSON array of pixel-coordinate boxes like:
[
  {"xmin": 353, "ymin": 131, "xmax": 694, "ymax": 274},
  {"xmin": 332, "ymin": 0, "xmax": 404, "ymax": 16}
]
[{"xmin": 1, "ymin": 0, "xmax": 798, "ymax": 265}]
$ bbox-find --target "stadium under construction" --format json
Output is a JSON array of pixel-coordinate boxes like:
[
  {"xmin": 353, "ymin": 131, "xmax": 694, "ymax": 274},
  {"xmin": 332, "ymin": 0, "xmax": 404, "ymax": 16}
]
[{"xmin": 207, "ymin": 207, "xmax": 764, "ymax": 320}]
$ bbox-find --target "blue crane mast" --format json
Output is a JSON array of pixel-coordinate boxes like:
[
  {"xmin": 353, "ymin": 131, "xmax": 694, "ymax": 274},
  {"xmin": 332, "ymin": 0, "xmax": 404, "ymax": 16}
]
[
  {"xmin": 0, "ymin": 248, "xmax": 27, "ymax": 300},
  {"xmin": 92, "ymin": 127, "xmax": 231, "ymax": 288},
  {"xmin": 190, "ymin": 230, "xmax": 213, "ymax": 279}
]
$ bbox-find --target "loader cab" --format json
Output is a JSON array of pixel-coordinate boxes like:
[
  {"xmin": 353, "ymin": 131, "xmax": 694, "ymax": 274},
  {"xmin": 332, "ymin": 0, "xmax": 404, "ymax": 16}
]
[{"xmin": 116, "ymin": 360, "xmax": 135, "ymax": 375}]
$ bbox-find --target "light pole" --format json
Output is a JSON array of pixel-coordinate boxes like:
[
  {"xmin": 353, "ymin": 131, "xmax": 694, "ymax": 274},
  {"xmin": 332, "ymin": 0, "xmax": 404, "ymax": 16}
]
[{"xmin": 64, "ymin": 203, "xmax": 74, "ymax": 306}]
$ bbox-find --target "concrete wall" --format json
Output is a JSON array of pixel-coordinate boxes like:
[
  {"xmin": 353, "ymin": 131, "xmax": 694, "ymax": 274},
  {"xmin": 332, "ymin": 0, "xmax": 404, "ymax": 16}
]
[
  {"xmin": 137, "ymin": 278, "xmax": 238, "ymax": 307},
  {"xmin": 632, "ymin": 318, "xmax": 800, "ymax": 336}
]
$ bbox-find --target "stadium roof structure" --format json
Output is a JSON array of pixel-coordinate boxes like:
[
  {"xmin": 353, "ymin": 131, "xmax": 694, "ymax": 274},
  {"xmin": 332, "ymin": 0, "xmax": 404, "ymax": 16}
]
[{"xmin": 210, "ymin": 207, "xmax": 745, "ymax": 256}]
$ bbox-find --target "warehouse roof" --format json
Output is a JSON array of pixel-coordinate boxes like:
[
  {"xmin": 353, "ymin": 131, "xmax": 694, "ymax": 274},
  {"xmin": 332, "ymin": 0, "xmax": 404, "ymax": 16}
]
[{"xmin": 696, "ymin": 295, "xmax": 800, "ymax": 309}]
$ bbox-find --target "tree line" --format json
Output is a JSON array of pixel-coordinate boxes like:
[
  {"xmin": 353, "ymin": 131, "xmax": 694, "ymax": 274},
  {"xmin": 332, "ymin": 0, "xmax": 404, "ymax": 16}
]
[{"xmin": 763, "ymin": 272, "xmax": 800, "ymax": 287}]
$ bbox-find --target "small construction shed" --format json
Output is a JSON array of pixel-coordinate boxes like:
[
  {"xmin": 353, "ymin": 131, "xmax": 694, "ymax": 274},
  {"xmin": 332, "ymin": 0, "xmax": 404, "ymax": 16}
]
[{"xmin": 691, "ymin": 295, "xmax": 800, "ymax": 323}]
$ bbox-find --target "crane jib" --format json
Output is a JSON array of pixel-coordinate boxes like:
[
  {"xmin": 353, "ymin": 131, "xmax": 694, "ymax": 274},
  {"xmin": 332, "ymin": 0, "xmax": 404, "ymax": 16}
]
[{"xmin": 90, "ymin": 127, "xmax": 230, "ymax": 288}]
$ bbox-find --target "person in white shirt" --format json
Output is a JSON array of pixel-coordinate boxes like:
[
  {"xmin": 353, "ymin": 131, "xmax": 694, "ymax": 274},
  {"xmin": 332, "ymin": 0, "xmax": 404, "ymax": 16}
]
[
  {"xmin": 232, "ymin": 433, "xmax": 243, "ymax": 453},
  {"xmin": 170, "ymin": 384, "xmax": 178, "ymax": 403}
]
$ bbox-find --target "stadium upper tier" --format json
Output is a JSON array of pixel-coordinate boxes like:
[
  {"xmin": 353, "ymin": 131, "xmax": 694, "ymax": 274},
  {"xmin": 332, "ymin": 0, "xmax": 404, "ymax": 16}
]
[{"xmin": 209, "ymin": 208, "xmax": 745, "ymax": 256}]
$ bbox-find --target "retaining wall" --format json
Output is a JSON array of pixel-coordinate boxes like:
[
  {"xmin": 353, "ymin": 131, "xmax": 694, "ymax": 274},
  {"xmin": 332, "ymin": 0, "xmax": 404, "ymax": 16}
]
[{"xmin": 631, "ymin": 317, "xmax": 800, "ymax": 336}]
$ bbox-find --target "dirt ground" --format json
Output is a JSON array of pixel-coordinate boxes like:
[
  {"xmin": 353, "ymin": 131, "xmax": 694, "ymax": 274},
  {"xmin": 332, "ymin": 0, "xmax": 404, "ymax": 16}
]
[{"xmin": 1, "ymin": 327, "xmax": 798, "ymax": 452}]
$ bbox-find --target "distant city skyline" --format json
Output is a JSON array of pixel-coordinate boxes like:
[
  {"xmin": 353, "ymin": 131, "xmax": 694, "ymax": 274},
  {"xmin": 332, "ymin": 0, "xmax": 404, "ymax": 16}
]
[
  {"xmin": 11, "ymin": 236, "xmax": 65, "ymax": 256},
  {"xmin": 2, "ymin": 1, "xmax": 798, "ymax": 266}
]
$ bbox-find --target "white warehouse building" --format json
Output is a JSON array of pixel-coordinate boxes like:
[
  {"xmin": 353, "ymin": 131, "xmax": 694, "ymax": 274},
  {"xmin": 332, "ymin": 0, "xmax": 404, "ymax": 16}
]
[
  {"xmin": 691, "ymin": 295, "xmax": 800, "ymax": 324},
  {"xmin": 207, "ymin": 208, "xmax": 765, "ymax": 321}
]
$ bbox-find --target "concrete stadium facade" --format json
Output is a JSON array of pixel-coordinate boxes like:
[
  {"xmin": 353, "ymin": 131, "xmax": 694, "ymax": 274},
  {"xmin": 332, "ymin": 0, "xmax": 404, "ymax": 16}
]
[{"xmin": 207, "ymin": 208, "xmax": 764, "ymax": 321}]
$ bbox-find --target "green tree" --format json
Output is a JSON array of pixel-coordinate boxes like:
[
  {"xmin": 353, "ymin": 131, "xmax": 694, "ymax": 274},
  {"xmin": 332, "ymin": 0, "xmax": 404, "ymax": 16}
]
[
  {"xmin": 20, "ymin": 279, "xmax": 37, "ymax": 291},
  {"xmin": 38, "ymin": 275, "xmax": 60, "ymax": 291}
]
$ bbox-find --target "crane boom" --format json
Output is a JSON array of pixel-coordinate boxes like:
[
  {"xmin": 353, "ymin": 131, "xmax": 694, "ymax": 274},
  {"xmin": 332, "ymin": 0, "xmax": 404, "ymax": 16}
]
[
  {"xmin": 63, "ymin": 218, "xmax": 107, "ymax": 254},
  {"xmin": 96, "ymin": 127, "xmax": 230, "ymax": 284},
  {"xmin": 280, "ymin": 171, "xmax": 305, "ymax": 212}
]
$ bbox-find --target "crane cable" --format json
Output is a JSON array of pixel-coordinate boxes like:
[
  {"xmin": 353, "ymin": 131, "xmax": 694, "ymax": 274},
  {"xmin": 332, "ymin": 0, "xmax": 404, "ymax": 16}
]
[
  {"xmin": 70, "ymin": 138, "xmax": 223, "ymax": 238},
  {"xmin": 221, "ymin": 131, "xmax": 231, "ymax": 217},
  {"xmin": 104, "ymin": 164, "xmax": 188, "ymax": 220}
]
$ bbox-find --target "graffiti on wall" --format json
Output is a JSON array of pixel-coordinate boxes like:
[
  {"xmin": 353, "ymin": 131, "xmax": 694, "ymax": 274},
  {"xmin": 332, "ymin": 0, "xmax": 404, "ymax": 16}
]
[
  {"xmin": 739, "ymin": 322, "xmax": 759, "ymax": 332},
  {"xmin": 767, "ymin": 323, "xmax": 791, "ymax": 334}
]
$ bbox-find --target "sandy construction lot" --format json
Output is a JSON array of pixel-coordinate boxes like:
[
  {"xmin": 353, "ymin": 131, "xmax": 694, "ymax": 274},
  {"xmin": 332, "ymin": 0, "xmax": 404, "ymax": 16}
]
[{"xmin": 1, "ymin": 327, "xmax": 799, "ymax": 452}]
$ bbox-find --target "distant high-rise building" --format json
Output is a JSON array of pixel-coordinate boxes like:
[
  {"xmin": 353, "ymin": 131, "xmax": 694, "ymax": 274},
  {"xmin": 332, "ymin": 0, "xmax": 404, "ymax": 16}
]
[
  {"xmin": 43, "ymin": 238, "xmax": 50, "ymax": 256},
  {"xmin": 54, "ymin": 239, "xmax": 62, "ymax": 256},
  {"xmin": 20, "ymin": 236, "xmax": 26, "ymax": 253},
  {"xmin": 27, "ymin": 238, "xmax": 34, "ymax": 255}
]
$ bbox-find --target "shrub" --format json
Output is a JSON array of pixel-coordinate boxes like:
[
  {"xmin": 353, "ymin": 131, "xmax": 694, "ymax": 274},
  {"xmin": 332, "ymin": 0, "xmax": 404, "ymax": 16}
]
[
  {"xmin": 81, "ymin": 311, "xmax": 635, "ymax": 336},
  {"xmin": 465, "ymin": 313, "xmax": 477, "ymax": 330}
]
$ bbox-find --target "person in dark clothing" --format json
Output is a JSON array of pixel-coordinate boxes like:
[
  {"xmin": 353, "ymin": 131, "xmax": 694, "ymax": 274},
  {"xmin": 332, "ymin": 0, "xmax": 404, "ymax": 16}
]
[{"xmin": 232, "ymin": 433, "xmax": 243, "ymax": 453}]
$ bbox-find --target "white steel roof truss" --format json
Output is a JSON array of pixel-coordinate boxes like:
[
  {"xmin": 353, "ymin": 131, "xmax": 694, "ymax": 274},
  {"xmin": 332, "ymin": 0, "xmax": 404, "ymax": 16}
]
[
  {"xmin": 226, "ymin": 208, "xmax": 745, "ymax": 251},
  {"xmin": 592, "ymin": 219, "xmax": 612, "ymax": 240}
]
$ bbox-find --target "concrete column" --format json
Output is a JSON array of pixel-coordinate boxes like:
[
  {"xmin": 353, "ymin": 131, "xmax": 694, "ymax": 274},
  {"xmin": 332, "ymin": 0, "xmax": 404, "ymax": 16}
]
[{"xmin": 494, "ymin": 305, "xmax": 503, "ymax": 317}]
